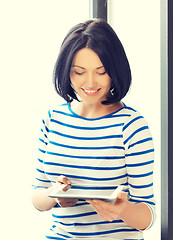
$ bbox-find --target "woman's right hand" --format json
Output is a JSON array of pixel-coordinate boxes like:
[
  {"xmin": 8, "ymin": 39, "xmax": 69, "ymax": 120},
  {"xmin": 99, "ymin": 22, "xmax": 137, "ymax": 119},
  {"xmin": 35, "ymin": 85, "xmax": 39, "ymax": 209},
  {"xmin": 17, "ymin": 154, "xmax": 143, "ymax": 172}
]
[{"xmin": 56, "ymin": 175, "xmax": 78, "ymax": 207}]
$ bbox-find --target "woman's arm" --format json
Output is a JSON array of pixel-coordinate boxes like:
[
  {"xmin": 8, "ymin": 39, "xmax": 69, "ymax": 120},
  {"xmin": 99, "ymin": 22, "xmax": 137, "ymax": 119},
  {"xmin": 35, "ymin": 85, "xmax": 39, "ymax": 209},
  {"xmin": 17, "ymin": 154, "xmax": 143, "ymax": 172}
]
[
  {"xmin": 32, "ymin": 175, "xmax": 78, "ymax": 211},
  {"xmin": 118, "ymin": 194, "xmax": 152, "ymax": 230},
  {"xmin": 32, "ymin": 186, "xmax": 58, "ymax": 212},
  {"xmin": 87, "ymin": 191, "xmax": 152, "ymax": 230}
]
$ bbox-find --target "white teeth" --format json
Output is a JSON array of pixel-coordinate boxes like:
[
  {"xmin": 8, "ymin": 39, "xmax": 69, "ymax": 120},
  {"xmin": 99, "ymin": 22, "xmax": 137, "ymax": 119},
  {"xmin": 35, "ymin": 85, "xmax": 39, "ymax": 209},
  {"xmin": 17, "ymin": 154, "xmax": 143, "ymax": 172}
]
[{"xmin": 84, "ymin": 90, "xmax": 98, "ymax": 93}]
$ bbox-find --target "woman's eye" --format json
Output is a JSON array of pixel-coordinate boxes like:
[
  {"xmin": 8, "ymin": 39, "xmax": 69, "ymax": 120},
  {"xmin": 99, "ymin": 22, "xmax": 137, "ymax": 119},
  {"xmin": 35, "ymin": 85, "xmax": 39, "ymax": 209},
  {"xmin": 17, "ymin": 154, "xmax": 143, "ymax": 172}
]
[
  {"xmin": 74, "ymin": 71, "xmax": 84, "ymax": 75},
  {"xmin": 97, "ymin": 71, "xmax": 106, "ymax": 75}
]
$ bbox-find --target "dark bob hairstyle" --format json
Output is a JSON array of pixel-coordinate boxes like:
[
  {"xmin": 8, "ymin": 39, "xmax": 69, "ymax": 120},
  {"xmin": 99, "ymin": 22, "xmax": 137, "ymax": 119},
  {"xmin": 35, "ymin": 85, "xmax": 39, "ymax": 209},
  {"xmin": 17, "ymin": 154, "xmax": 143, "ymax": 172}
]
[{"xmin": 53, "ymin": 19, "xmax": 131, "ymax": 104}]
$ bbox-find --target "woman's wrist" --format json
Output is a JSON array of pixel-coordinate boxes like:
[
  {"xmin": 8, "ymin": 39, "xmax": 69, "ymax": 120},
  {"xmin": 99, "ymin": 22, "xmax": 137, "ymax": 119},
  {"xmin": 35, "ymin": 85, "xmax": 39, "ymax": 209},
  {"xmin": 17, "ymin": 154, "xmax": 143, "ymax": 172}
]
[{"xmin": 118, "ymin": 200, "xmax": 152, "ymax": 230}]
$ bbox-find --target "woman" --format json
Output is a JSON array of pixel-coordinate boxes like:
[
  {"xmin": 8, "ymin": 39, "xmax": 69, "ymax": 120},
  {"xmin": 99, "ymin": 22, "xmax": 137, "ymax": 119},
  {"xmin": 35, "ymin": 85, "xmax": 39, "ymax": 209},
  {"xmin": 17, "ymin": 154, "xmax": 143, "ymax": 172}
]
[{"xmin": 32, "ymin": 19, "xmax": 156, "ymax": 239}]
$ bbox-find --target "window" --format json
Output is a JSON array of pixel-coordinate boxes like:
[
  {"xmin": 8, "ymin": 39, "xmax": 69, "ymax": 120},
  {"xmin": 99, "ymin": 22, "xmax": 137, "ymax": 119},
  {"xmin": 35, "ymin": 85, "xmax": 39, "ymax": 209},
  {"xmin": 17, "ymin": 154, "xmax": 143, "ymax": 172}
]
[{"xmin": 1, "ymin": 1, "xmax": 90, "ymax": 239}]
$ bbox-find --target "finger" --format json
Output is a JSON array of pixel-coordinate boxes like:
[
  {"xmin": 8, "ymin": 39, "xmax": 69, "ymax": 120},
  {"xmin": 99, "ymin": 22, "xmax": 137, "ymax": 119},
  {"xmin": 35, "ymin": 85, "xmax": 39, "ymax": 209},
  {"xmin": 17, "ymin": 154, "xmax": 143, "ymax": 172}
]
[
  {"xmin": 117, "ymin": 191, "xmax": 127, "ymax": 200},
  {"xmin": 92, "ymin": 199, "xmax": 108, "ymax": 205},
  {"xmin": 86, "ymin": 199, "xmax": 99, "ymax": 205},
  {"xmin": 60, "ymin": 202, "xmax": 76, "ymax": 208},
  {"xmin": 62, "ymin": 184, "xmax": 71, "ymax": 192},
  {"xmin": 57, "ymin": 198, "xmax": 78, "ymax": 207},
  {"xmin": 57, "ymin": 175, "xmax": 72, "ymax": 185},
  {"xmin": 87, "ymin": 199, "xmax": 108, "ymax": 209}
]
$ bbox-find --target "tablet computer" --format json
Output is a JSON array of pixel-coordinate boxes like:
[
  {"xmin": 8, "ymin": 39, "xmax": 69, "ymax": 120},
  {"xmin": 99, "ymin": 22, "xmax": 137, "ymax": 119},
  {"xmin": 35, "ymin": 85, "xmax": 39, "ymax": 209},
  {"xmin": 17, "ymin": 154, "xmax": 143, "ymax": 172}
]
[{"xmin": 49, "ymin": 184, "xmax": 124, "ymax": 201}]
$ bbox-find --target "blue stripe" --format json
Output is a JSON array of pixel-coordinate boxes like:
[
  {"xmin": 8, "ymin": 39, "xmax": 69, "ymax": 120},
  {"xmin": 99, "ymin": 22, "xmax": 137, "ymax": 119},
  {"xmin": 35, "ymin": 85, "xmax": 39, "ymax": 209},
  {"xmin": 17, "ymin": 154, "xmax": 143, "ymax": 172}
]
[
  {"xmin": 128, "ymin": 171, "xmax": 153, "ymax": 178},
  {"xmin": 126, "ymin": 160, "xmax": 154, "ymax": 167},
  {"xmin": 45, "ymin": 126, "xmax": 49, "ymax": 132},
  {"xmin": 42, "ymin": 120, "xmax": 49, "ymax": 132},
  {"xmin": 50, "ymin": 229, "xmax": 71, "ymax": 239},
  {"xmin": 129, "ymin": 182, "xmax": 153, "ymax": 189},
  {"xmin": 123, "ymin": 105, "xmax": 137, "ymax": 112},
  {"xmin": 32, "ymin": 185, "xmax": 48, "ymax": 189},
  {"xmin": 38, "ymin": 148, "xmax": 46, "ymax": 154},
  {"xmin": 68, "ymin": 103, "xmax": 129, "ymax": 120},
  {"xmin": 40, "ymin": 159, "xmax": 126, "ymax": 170},
  {"xmin": 106, "ymin": 114, "xmax": 131, "ymax": 118},
  {"xmin": 53, "ymin": 219, "xmax": 123, "ymax": 227},
  {"xmin": 46, "ymin": 151, "xmax": 124, "ymax": 160},
  {"xmin": 54, "ymin": 202, "xmax": 89, "ymax": 208},
  {"xmin": 68, "ymin": 228, "xmax": 138, "ymax": 236},
  {"xmin": 46, "ymin": 236, "xmax": 68, "ymax": 239},
  {"xmin": 128, "ymin": 137, "xmax": 153, "ymax": 149},
  {"xmin": 71, "ymin": 185, "xmax": 120, "ymax": 190},
  {"xmin": 44, "ymin": 134, "xmax": 48, "ymax": 139},
  {"xmin": 51, "ymin": 118, "xmax": 124, "ymax": 130},
  {"xmin": 39, "ymin": 138, "xmax": 48, "ymax": 145},
  {"xmin": 124, "ymin": 126, "xmax": 149, "ymax": 145},
  {"xmin": 47, "ymin": 230, "xmax": 71, "ymax": 239},
  {"xmin": 35, "ymin": 177, "xmax": 51, "ymax": 183},
  {"xmin": 48, "ymin": 110, "xmax": 51, "ymax": 118},
  {"xmin": 130, "ymin": 199, "xmax": 155, "ymax": 205},
  {"xmin": 129, "ymin": 193, "xmax": 154, "ymax": 199},
  {"xmin": 49, "ymin": 140, "xmax": 124, "ymax": 150},
  {"xmin": 49, "ymin": 130, "xmax": 123, "ymax": 140},
  {"xmin": 52, "ymin": 211, "xmax": 97, "ymax": 219},
  {"xmin": 126, "ymin": 148, "xmax": 154, "ymax": 157},
  {"xmin": 41, "ymin": 128, "xmax": 48, "ymax": 139},
  {"xmin": 53, "ymin": 109, "xmax": 131, "ymax": 119},
  {"xmin": 53, "ymin": 109, "xmax": 75, "ymax": 118},
  {"xmin": 123, "ymin": 116, "xmax": 143, "ymax": 131},
  {"xmin": 36, "ymin": 168, "xmax": 127, "ymax": 181}
]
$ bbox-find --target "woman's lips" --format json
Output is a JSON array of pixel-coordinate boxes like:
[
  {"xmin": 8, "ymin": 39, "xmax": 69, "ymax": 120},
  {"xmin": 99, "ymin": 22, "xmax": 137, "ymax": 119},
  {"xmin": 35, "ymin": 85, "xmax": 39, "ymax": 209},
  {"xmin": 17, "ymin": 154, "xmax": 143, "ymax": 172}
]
[{"xmin": 82, "ymin": 88, "xmax": 100, "ymax": 96}]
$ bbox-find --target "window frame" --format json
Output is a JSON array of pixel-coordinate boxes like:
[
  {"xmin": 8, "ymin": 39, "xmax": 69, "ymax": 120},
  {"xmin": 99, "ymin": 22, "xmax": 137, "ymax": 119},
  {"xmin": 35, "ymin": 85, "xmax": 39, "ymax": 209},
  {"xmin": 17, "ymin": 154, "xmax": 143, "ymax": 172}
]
[
  {"xmin": 90, "ymin": 0, "xmax": 107, "ymax": 21},
  {"xmin": 161, "ymin": 0, "xmax": 173, "ymax": 239}
]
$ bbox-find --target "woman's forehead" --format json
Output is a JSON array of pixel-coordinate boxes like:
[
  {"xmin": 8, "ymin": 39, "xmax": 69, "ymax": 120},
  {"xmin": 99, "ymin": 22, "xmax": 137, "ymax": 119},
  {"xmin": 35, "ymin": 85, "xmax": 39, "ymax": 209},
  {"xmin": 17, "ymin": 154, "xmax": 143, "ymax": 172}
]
[{"xmin": 72, "ymin": 48, "xmax": 104, "ymax": 69}]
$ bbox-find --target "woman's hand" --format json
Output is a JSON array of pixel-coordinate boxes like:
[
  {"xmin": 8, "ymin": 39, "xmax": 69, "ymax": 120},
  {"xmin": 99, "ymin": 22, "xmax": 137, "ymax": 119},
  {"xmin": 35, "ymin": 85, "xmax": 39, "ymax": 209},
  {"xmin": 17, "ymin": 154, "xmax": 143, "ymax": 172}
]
[
  {"xmin": 87, "ymin": 192, "xmax": 152, "ymax": 230},
  {"xmin": 86, "ymin": 191, "xmax": 128, "ymax": 222},
  {"xmin": 56, "ymin": 175, "xmax": 78, "ymax": 208}
]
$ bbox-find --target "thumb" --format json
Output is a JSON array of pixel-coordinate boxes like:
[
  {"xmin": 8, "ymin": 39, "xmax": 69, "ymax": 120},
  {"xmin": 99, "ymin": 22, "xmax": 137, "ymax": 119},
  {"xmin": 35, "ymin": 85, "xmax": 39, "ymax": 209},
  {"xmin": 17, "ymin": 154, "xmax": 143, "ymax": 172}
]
[{"xmin": 117, "ymin": 191, "xmax": 127, "ymax": 200}]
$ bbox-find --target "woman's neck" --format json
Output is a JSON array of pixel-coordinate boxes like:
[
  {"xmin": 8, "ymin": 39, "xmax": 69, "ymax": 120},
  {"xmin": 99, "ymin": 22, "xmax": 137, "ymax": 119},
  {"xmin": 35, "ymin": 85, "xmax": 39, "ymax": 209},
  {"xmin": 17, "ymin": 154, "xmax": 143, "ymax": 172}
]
[{"xmin": 70, "ymin": 101, "xmax": 124, "ymax": 119}]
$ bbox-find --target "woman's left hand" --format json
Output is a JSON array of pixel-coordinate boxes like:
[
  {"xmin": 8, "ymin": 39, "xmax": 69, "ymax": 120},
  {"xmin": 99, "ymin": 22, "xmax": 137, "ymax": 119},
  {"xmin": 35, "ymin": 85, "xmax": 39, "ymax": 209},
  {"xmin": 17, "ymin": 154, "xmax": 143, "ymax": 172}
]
[{"xmin": 86, "ymin": 191, "xmax": 128, "ymax": 222}]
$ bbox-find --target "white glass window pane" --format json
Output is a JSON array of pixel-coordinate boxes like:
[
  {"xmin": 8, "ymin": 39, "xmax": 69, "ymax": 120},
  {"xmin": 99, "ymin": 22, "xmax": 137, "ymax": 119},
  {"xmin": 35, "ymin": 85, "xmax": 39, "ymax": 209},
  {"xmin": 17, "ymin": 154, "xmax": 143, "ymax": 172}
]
[{"xmin": 1, "ymin": 1, "xmax": 90, "ymax": 239}]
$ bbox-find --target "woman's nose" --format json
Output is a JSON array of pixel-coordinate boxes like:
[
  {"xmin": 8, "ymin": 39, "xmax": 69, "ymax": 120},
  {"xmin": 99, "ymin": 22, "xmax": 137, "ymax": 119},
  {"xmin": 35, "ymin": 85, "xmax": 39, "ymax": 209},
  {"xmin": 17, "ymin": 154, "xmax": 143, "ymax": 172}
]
[{"xmin": 86, "ymin": 73, "xmax": 95, "ymax": 87}]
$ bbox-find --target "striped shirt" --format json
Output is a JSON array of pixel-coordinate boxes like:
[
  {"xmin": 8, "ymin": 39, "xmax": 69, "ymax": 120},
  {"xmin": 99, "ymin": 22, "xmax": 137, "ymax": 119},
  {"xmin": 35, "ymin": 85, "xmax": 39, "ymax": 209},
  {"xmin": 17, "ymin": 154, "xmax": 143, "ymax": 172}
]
[{"xmin": 32, "ymin": 102, "xmax": 156, "ymax": 240}]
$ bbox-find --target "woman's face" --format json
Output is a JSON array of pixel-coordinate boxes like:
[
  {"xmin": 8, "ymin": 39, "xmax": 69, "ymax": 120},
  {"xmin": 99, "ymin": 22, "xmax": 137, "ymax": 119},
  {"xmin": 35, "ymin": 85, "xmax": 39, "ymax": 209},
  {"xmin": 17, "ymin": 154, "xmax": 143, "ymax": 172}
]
[{"xmin": 70, "ymin": 48, "xmax": 111, "ymax": 105}]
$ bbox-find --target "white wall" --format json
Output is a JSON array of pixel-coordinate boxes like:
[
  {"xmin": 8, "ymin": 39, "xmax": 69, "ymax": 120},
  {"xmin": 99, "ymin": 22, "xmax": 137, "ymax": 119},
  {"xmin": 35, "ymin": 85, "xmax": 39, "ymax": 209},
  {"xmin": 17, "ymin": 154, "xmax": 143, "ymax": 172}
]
[
  {"xmin": 0, "ymin": 1, "xmax": 89, "ymax": 239},
  {"xmin": 108, "ymin": 1, "xmax": 161, "ymax": 239}
]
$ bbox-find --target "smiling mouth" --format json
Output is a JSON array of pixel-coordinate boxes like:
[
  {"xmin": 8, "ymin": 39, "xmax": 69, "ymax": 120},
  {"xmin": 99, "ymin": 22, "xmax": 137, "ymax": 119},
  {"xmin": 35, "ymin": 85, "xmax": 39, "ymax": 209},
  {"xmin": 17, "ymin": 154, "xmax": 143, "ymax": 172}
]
[{"xmin": 82, "ymin": 88, "xmax": 100, "ymax": 95}]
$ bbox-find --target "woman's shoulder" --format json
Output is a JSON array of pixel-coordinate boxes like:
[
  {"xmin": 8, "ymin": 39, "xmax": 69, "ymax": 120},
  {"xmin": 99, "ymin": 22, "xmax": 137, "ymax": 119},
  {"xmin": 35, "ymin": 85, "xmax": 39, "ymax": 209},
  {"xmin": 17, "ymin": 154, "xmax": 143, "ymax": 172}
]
[
  {"xmin": 121, "ymin": 103, "xmax": 150, "ymax": 133},
  {"xmin": 121, "ymin": 103, "xmax": 149, "ymax": 128},
  {"xmin": 41, "ymin": 102, "xmax": 69, "ymax": 120},
  {"xmin": 49, "ymin": 102, "xmax": 72, "ymax": 119},
  {"xmin": 120, "ymin": 103, "xmax": 142, "ymax": 119}
]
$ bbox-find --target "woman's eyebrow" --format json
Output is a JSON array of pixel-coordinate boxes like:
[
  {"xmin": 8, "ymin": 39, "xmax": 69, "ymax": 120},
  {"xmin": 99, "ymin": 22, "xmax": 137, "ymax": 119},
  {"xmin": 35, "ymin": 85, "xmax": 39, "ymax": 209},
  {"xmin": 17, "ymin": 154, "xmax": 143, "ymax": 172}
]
[
  {"xmin": 96, "ymin": 66, "xmax": 104, "ymax": 70},
  {"xmin": 72, "ymin": 65, "xmax": 85, "ymax": 69},
  {"xmin": 72, "ymin": 65, "xmax": 104, "ymax": 70}
]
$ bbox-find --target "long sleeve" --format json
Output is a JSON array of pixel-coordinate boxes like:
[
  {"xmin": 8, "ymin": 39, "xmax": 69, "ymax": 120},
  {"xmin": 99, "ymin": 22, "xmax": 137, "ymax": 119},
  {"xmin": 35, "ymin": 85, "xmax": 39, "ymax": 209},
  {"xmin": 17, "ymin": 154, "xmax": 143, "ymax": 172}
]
[
  {"xmin": 32, "ymin": 110, "xmax": 53, "ymax": 189},
  {"xmin": 122, "ymin": 111, "xmax": 156, "ymax": 229}
]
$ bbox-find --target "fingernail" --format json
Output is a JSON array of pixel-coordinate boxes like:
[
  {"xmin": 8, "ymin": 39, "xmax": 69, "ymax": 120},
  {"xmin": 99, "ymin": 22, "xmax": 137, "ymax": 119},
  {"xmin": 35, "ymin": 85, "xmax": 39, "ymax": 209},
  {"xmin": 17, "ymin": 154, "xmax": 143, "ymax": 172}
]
[{"xmin": 67, "ymin": 180, "xmax": 71, "ymax": 184}]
